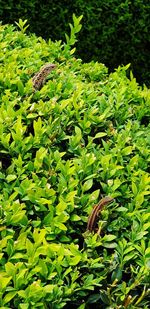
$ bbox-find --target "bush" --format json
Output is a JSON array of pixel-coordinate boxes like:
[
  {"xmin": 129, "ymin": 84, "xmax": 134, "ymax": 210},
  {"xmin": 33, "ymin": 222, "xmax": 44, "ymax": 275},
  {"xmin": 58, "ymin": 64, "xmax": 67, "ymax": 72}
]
[
  {"xmin": 0, "ymin": 21, "xmax": 150, "ymax": 308},
  {"xmin": 0, "ymin": 0, "xmax": 150, "ymax": 86}
]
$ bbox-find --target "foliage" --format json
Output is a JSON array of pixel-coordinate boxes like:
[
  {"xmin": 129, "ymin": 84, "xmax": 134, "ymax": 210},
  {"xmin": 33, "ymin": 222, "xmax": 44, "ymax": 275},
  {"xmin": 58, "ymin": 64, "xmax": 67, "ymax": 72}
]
[
  {"xmin": 15, "ymin": 19, "xmax": 29, "ymax": 34},
  {"xmin": 0, "ymin": 0, "xmax": 150, "ymax": 86},
  {"xmin": 65, "ymin": 14, "xmax": 83, "ymax": 48},
  {"xmin": 0, "ymin": 22, "xmax": 150, "ymax": 308}
]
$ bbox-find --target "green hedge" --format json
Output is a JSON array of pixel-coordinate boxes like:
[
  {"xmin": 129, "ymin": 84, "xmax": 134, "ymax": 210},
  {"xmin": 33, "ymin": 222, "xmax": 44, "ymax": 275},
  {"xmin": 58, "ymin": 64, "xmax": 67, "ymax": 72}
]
[
  {"xmin": 0, "ymin": 0, "xmax": 150, "ymax": 86},
  {"xmin": 0, "ymin": 22, "xmax": 150, "ymax": 308}
]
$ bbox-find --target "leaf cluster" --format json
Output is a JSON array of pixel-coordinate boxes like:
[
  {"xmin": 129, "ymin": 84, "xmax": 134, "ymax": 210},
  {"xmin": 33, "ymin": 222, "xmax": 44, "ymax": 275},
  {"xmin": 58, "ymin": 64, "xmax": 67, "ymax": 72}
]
[
  {"xmin": 0, "ymin": 24, "xmax": 150, "ymax": 308},
  {"xmin": 0, "ymin": 0, "xmax": 150, "ymax": 85}
]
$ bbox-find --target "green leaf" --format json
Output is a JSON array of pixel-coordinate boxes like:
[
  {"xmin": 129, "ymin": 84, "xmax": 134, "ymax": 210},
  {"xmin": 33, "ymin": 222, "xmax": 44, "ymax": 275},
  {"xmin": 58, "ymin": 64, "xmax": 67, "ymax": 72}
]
[
  {"xmin": 17, "ymin": 80, "xmax": 24, "ymax": 95},
  {"xmin": 3, "ymin": 291, "xmax": 17, "ymax": 304},
  {"xmin": 82, "ymin": 179, "xmax": 93, "ymax": 192},
  {"xmin": 0, "ymin": 172, "xmax": 5, "ymax": 179},
  {"xmin": 135, "ymin": 192, "xmax": 144, "ymax": 207},
  {"xmin": 102, "ymin": 234, "xmax": 116, "ymax": 242},
  {"xmin": 16, "ymin": 269, "xmax": 28, "ymax": 289},
  {"xmin": 10, "ymin": 212, "xmax": 26, "ymax": 225},
  {"xmin": 44, "ymin": 284, "xmax": 55, "ymax": 293},
  {"xmin": 116, "ymin": 206, "xmax": 128, "ymax": 212},
  {"xmin": 143, "ymin": 222, "xmax": 150, "ymax": 230},
  {"xmin": 70, "ymin": 214, "xmax": 81, "ymax": 221},
  {"xmin": 99, "ymin": 290, "xmax": 110, "ymax": 305},
  {"xmin": 124, "ymin": 252, "xmax": 136, "ymax": 262},
  {"xmin": 93, "ymin": 132, "xmax": 107, "ymax": 139},
  {"xmin": 43, "ymin": 212, "xmax": 54, "ymax": 226},
  {"xmin": 0, "ymin": 276, "xmax": 12, "ymax": 290},
  {"xmin": 122, "ymin": 146, "xmax": 133, "ymax": 156},
  {"xmin": 132, "ymin": 182, "xmax": 138, "ymax": 196},
  {"xmin": 89, "ymin": 189, "xmax": 100, "ymax": 202},
  {"xmin": 103, "ymin": 242, "xmax": 117, "ymax": 248},
  {"xmin": 34, "ymin": 147, "xmax": 48, "ymax": 170},
  {"xmin": 26, "ymin": 239, "xmax": 34, "ymax": 257},
  {"xmin": 6, "ymin": 174, "xmax": 17, "ymax": 182},
  {"xmin": 56, "ymin": 200, "xmax": 67, "ymax": 214},
  {"xmin": 145, "ymin": 247, "xmax": 150, "ymax": 257},
  {"xmin": 70, "ymin": 47, "xmax": 76, "ymax": 55},
  {"xmin": 55, "ymin": 222, "xmax": 67, "ymax": 231},
  {"xmin": 18, "ymin": 290, "xmax": 26, "ymax": 299},
  {"xmin": 87, "ymin": 293, "xmax": 101, "ymax": 304},
  {"xmin": 10, "ymin": 253, "xmax": 26, "ymax": 260},
  {"xmin": 5, "ymin": 262, "xmax": 15, "ymax": 276},
  {"xmin": 112, "ymin": 178, "xmax": 122, "ymax": 191},
  {"xmin": 19, "ymin": 304, "xmax": 29, "ymax": 309},
  {"xmin": 70, "ymin": 255, "xmax": 81, "ymax": 266},
  {"xmin": 111, "ymin": 267, "xmax": 122, "ymax": 281}
]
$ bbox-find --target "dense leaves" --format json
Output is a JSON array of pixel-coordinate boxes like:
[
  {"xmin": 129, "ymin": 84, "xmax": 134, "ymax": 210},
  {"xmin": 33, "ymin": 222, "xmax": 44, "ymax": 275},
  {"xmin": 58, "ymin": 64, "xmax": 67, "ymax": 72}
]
[
  {"xmin": 0, "ymin": 0, "xmax": 150, "ymax": 85},
  {"xmin": 0, "ymin": 23, "xmax": 150, "ymax": 308}
]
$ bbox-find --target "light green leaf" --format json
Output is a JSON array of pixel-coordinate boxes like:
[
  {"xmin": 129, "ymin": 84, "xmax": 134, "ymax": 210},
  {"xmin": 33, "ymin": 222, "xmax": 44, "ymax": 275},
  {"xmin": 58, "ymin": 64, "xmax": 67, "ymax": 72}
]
[
  {"xmin": 26, "ymin": 239, "xmax": 34, "ymax": 257},
  {"xmin": 44, "ymin": 284, "xmax": 55, "ymax": 293},
  {"xmin": 0, "ymin": 276, "xmax": 12, "ymax": 290},
  {"xmin": 34, "ymin": 147, "xmax": 48, "ymax": 169},
  {"xmin": 70, "ymin": 214, "xmax": 81, "ymax": 221},
  {"xmin": 89, "ymin": 189, "xmax": 100, "ymax": 202},
  {"xmin": 10, "ymin": 211, "xmax": 26, "ymax": 224},
  {"xmin": 3, "ymin": 291, "xmax": 17, "ymax": 304},
  {"xmin": 17, "ymin": 80, "xmax": 24, "ymax": 95},
  {"xmin": 116, "ymin": 207, "xmax": 128, "ymax": 212},
  {"xmin": 103, "ymin": 234, "xmax": 116, "ymax": 242},
  {"xmin": 83, "ymin": 179, "xmax": 93, "ymax": 192},
  {"xmin": 70, "ymin": 255, "xmax": 81, "ymax": 266},
  {"xmin": 56, "ymin": 200, "xmax": 67, "ymax": 214},
  {"xmin": 145, "ymin": 247, "xmax": 150, "ymax": 257},
  {"xmin": 6, "ymin": 174, "xmax": 17, "ymax": 182},
  {"xmin": 19, "ymin": 304, "xmax": 29, "ymax": 309},
  {"xmin": 132, "ymin": 182, "xmax": 138, "ymax": 196},
  {"xmin": 122, "ymin": 146, "xmax": 133, "ymax": 156},
  {"xmin": 93, "ymin": 132, "xmax": 107, "ymax": 139},
  {"xmin": 124, "ymin": 252, "xmax": 136, "ymax": 262},
  {"xmin": 55, "ymin": 222, "xmax": 67, "ymax": 231},
  {"xmin": 135, "ymin": 193, "xmax": 144, "ymax": 207}
]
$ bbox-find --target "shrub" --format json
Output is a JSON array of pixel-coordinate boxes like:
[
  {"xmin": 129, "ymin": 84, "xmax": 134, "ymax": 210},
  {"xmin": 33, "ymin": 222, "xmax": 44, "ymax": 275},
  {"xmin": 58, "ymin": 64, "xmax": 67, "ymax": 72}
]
[
  {"xmin": 0, "ymin": 0, "xmax": 150, "ymax": 85},
  {"xmin": 0, "ymin": 20, "xmax": 150, "ymax": 308}
]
